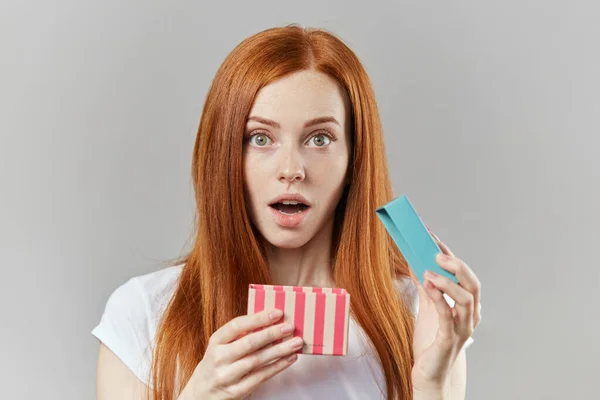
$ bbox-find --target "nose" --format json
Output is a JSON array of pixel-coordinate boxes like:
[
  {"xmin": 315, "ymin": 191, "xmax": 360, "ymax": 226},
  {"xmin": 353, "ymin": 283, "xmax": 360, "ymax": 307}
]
[{"xmin": 278, "ymin": 146, "xmax": 305, "ymax": 183}]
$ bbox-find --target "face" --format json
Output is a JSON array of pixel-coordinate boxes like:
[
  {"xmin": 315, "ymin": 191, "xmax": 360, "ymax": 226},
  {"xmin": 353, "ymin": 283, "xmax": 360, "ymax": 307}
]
[{"xmin": 243, "ymin": 70, "xmax": 352, "ymax": 249}]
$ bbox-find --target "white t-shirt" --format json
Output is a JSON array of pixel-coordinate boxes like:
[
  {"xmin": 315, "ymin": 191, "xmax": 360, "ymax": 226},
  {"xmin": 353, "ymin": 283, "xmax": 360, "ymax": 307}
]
[{"xmin": 91, "ymin": 265, "xmax": 473, "ymax": 399}]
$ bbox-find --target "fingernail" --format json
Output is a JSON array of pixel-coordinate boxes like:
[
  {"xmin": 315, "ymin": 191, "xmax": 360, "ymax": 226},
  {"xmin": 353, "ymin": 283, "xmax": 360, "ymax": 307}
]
[
  {"xmin": 269, "ymin": 309, "xmax": 283, "ymax": 320},
  {"xmin": 281, "ymin": 323, "xmax": 294, "ymax": 334},
  {"xmin": 425, "ymin": 270, "xmax": 438, "ymax": 279},
  {"xmin": 290, "ymin": 337, "xmax": 304, "ymax": 349}
]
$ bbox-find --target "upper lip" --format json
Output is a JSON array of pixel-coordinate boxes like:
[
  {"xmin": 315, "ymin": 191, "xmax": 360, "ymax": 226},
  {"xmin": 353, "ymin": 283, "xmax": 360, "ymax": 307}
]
[{"xmin": 268, "ymin": 193, "xmax": 311, "ymax": 207}]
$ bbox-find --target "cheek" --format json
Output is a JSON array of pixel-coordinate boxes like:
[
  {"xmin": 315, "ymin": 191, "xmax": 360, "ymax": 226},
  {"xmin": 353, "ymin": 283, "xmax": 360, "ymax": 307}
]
[
  {"xmin": 243, "ymin": 153, "xmax": 274, "ymax": 209},
  {"xmin": 243, "ymin": 156, "xmax": 260, "ymax": 199},
  {"xmin": 307, "ymin": 152, "xmax": 349, "ymax": 185}
]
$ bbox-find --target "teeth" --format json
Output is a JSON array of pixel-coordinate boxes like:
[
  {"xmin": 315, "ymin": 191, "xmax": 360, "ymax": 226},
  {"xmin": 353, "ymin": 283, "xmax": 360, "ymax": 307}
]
[
  {"xmin": 279, "ymin": 210, "xmax": 303, "ymax": 215},
  {"xmin": 281, "ymin": 200, "xmax": 299, "ymax": 205}
]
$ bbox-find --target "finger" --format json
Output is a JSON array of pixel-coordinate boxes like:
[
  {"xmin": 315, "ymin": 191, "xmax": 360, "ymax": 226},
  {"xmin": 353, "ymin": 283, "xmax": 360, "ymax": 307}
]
[
  {"xmin": 428, "ymin": 229, "xmax": 482, "ymax": 328},
  {"xmin": 427, "ymin": 228, "xmax": 455, "ymax": 257},
  {"xmin": 228, "ymin": 353, "xmax": 298, "ymax": 397},
  {"xmin": 436, "ymin": 239, "xmax": 455, "ymax": 257},
  {"xmin": 422, "ymin": 276, "xmax": 455, "ymax": 341},
  {"xmin": 435, "ymin": 254, "xmax": 480, "ymax": 293},
  {"xmin": 211, "ymin": 309, "xmax": 283, "ymax": 345},
  {"xmin": 475, "ymin": 302, "xmax": 482, "ymax": 328},
  {"xmin": 225, "ymin": 321, "xmax": 296, "ymax": 362},
  {"xmin": 424, "ymin": 271, "xmax": 474, "ymax": 340},
  {"xmin": 435, "ymin": 254, "xmax": 481, "ymax": 324},
  {"xmin": 226, "ymin": 336, "xmax": 304, "ymax": 382}
]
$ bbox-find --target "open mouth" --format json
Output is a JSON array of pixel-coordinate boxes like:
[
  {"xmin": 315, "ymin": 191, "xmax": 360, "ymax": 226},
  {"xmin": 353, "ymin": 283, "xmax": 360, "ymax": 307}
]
[{"xmin": 269, "ymin": 201, "xmax": 309, "ymax": 215}]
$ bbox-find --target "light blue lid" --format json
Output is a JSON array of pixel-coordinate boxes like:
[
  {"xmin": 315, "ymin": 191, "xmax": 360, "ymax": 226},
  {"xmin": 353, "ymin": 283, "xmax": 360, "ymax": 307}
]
[{"xmin": 376, "ymin": 195, "xmax": 458, "ymax": 285}]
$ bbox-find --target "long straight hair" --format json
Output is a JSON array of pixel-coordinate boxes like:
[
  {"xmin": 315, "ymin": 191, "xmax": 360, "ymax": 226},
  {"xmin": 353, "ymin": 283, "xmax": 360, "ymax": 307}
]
[{"xmin": 150, "ymin": 24, "xmax": 415, "ymax": 399}]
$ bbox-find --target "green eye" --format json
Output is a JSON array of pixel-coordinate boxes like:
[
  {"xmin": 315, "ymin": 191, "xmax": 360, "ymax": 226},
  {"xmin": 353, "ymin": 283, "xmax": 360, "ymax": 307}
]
[
  {"xmin": 251, "ymin": 134, "xmax": 271, "ymax": 146},
  {"xmin": 310, "ymin": 134, "xmax": 331, "ymax": 147}
]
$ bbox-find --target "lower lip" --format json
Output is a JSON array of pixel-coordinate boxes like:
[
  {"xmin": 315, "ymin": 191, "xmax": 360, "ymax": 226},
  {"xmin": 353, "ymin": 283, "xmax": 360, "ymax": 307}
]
[{"xmin": 269, "ymin": 206, "xmax": 310, "ymax": 228}]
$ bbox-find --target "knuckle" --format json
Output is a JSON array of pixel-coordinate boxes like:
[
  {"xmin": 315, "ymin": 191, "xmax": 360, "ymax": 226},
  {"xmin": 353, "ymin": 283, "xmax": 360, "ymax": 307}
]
[
  {"xmin": 465, "ymin": 327, "xmax": 474, "ymax": 338},
  {"xmin": 242, "ymin": 336, "xmax": 255, "ymax": 352},
  {"xmin": 211, "ymin": 349, "xmax": 225, "ymax": 366},
  {"xmin": 213, "ymin": 374, "xmax": 224, "ymax": 388},
  {"xmin": 464, "ymin": 293, "xmax": 474, "ymax": 307},
  {"xmin": 259, "ymin": 367, "xmax": 272, "ymax": 383},
  {"xmin": 226, "ymin": 390, "xmax": 241, "ymax": 400},
  {"xmin": 230, "ymin": 319, "xmax": 241, "ymax": 333},
  {"xmin": 213, "ymin": 368, "xmax": 227, "ymax": 387},
  {"xmin": 246, "ymin": 354, "xmax": 261, "ymax": 370}
]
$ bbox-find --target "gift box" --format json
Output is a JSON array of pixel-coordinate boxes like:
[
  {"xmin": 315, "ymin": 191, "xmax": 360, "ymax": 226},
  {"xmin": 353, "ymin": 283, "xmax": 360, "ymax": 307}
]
[
  {"xmin": 376, "ymin": 194, "xmax": 458, "ymax": 285},
  {"xmin": 247, "ymin": 284, "xmax": 350, "ymax": 356}
]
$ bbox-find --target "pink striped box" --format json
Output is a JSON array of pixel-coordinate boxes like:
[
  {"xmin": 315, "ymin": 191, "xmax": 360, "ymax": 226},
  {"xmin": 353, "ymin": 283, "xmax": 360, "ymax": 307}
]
[{"xmin": 247, "ymin": 284, "xmax": 351, "ymax": 356}]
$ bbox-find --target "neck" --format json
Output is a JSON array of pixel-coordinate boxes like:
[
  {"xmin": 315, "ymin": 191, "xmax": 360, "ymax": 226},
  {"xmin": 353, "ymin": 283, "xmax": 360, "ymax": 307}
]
[{"xmin": 265, "ymin": 217, "xmax": 336, "ymax": 288}]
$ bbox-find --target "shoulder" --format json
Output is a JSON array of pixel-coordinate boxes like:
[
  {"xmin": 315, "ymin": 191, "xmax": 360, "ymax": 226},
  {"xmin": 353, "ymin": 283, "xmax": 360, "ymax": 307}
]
[{"xmin": 91, "ymin": 264, "xmax": 184, "ymax": 385}]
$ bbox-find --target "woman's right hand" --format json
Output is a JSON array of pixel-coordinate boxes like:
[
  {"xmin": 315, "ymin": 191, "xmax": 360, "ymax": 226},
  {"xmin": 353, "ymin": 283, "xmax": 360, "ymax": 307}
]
[{"xmin": 180, "ymin": 308, "xmax": 303, "ymax": 400}]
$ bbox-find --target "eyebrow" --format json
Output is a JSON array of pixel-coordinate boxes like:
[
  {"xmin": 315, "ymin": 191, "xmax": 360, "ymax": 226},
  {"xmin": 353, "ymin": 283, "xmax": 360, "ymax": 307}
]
[{"xmin": 247, "ymin": 116, "xmax": 341, "ymax": 128}]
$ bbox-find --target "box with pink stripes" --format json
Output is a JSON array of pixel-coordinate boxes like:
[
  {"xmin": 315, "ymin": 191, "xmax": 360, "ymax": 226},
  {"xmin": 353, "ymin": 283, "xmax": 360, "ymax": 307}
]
[{"xmin": 247, "ymin": 284, "xmax": 351, "ymax": 356}]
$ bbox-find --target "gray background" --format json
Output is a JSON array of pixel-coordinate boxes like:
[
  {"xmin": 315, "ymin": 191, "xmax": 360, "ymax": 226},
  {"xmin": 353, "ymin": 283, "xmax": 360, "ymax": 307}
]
[{"xmin": 1, "ymin": 0, "xmax": 598, "ymax": 399}]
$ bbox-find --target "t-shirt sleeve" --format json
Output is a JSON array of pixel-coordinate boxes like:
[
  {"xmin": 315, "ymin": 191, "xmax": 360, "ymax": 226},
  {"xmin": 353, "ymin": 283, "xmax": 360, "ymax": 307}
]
[
  {"xmin": 396, "ymin": 277, "xmax": 474, "ymax": 350},
  {"xmin": 91, "ymin": 277, "xmax": 153, "ymax": 386}
]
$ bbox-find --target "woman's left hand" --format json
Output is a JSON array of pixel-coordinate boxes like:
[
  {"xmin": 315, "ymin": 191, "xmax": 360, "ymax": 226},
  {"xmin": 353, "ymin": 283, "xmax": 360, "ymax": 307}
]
[{"xmin": 411, "ymin": 231, "xmax": 482, "ymax": 393}]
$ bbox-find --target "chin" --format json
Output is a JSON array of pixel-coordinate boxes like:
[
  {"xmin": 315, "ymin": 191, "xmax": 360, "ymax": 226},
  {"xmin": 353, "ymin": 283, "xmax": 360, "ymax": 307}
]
[{"xmin": 261, "ymin": 230, "xmax": 312, "ymax": 249}]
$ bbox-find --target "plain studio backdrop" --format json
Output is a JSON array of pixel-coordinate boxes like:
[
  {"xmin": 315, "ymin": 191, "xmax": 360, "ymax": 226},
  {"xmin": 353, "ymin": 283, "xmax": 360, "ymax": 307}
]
[{"xmin": 1, "ymin": 1, "xmax": 598, "ymax": 399}]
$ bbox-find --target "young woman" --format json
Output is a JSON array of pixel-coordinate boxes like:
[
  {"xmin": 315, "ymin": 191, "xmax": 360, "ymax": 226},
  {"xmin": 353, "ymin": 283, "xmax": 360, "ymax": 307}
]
[{"xmin": 93, "ymin": 25, "xmax": 482, "ymax": 400}]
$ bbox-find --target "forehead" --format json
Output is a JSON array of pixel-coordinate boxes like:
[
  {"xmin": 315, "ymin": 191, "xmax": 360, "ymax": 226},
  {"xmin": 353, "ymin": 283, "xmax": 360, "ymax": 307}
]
[{"xmin": 248, "ymin": 70, "xmax": 350, "ymax": 124}]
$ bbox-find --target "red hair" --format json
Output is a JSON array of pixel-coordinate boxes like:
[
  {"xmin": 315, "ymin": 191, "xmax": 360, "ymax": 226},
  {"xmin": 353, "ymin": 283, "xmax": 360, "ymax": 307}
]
[{"xmin": 150, "ymin": 24, "xmax": 415, "ymax": 399}]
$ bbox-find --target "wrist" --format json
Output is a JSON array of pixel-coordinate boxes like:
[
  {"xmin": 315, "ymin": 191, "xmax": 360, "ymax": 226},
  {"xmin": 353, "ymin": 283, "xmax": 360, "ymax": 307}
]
[{"xmin": 412, "ymin": 371, "xmax": 446, "ymax": 400}]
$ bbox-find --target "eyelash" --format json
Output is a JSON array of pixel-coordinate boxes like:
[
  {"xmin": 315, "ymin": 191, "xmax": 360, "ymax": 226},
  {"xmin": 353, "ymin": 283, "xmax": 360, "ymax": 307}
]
[{"xmin": 246, "ymin": 130, "xmax": 338, "ymax": 144}]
